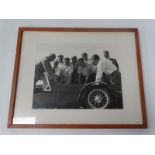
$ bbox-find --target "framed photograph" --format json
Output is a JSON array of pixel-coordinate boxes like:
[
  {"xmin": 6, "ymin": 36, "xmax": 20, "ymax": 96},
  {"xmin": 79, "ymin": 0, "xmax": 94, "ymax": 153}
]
[{"xmin": 8, "ymin": 27, "xmax": 147, "ymax": 128}]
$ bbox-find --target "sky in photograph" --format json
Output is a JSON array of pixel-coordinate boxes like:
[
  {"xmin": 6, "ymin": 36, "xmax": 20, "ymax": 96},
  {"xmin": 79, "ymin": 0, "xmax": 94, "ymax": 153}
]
[{"xmin": 35, "ymin": 43, "xmax": 122, "ymax": 63}]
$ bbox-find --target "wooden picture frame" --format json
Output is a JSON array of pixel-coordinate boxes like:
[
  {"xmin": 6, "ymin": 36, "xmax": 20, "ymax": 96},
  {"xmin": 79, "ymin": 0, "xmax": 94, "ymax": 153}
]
[{"xmin": 8, "ymin": 27, "xmax": 147, "ymax": 128}]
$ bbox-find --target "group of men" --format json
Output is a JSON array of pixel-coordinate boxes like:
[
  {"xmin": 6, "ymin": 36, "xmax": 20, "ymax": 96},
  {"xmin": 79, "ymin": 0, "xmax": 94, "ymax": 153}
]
[{"xmin": 34, "ymin": 51, "xmax": 122, "ymax": 92}]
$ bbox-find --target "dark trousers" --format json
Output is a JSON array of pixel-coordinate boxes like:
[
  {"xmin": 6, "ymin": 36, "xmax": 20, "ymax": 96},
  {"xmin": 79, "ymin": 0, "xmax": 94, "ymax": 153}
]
[
  {"xmin": 110, "ymin": 70, "xmax": 122, "ymax": 92},
  {"xmin": 79, "ymin": 74, "xmax": 86, "ymax": 84},
  {"xmin": 102, "ymin": 70, "xmax": 122, "ymax": 93},
  {"xmin": 70, "ymin": 71, "xmax": 79, "ymax": 84},
  {"xmin": 87, "ymin": 73, "xmax": 96, "ymax": 83}
]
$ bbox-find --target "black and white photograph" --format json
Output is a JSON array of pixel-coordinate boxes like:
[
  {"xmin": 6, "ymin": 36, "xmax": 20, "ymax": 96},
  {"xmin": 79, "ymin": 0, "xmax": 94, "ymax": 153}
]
[
  {"xmin": 7, "ymin": 27, "xmax": 146, "ymax": 128},
  {"xmin": 33, "ymin": 48, "xmax": 123, "ymax": 109}
]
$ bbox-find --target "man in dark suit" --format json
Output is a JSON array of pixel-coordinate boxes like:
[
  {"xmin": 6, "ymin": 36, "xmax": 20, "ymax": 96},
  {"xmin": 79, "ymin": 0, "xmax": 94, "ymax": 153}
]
[{"xmin": 34, "ymin": 53, "xmax": 56, "ymax": 86}]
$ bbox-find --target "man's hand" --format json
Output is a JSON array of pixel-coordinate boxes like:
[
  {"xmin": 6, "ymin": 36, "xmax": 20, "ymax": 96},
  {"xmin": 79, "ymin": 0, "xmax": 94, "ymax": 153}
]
[{"xmin": 96, "ymin": 78, "xmax": 101, "ymax": 82}]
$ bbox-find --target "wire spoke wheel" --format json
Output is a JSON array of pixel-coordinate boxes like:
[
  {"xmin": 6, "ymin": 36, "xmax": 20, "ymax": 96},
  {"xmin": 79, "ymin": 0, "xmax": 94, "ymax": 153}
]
[{"xmin": 88, "ymin": 88, "xmax": 109, "ymax": 109}]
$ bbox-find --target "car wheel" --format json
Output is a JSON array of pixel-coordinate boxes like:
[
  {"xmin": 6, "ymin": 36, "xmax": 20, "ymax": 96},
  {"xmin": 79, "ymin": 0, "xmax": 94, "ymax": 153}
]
[{"xmin": 84, "ymin": 85, "xmax": 110, "ymax": 109}]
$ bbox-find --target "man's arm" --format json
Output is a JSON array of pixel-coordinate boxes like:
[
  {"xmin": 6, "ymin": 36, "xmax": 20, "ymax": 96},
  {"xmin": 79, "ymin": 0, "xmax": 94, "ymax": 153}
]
[
  {"xmin": 77, "ymin": 66, "xmax": 82, "ymax": 84},
  {"xmin": 96, "ymin": 62, "xmax": 104, "ymax": 82},
  {"xmin": 111, "ymin": 58, "xmax": 119, "ymax": 69},
  {"xmin": 42, "ymin": 58, "xmax": 53, "ymax": 78},
  {"xmin": 114, "ymin": 59, "xmax": 119, "ymax": 69}
]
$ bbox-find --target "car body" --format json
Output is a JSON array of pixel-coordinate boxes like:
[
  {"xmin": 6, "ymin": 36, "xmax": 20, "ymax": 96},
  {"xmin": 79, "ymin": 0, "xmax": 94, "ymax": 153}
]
[{"xmin": 33, "ymin": 81, "xmax": 123, "ymax": 109}]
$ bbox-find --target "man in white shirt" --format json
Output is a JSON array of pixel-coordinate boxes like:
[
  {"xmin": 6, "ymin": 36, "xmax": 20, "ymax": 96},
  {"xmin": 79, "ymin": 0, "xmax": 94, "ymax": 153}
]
[
  {"xmin": 96, "ymin": 57, "xmax": 117, "ymax": 80},
  {"xmin": 96, "ymin": 51, "xmax": 122, "ymax": 92},
  {"xmin": 104, "ymin": 51, "xmax": 119, "ymax": 69},
  {"xmin": 77, "ymin": 58, "xmax": 88, "ymax": 84},
  {"xmin": 60, "ymin": 57, "xmax": 72, "ymax": 84},
  {"xmin": 51, "ymin": 55, "xmax": 65, "ymax": 83},
  {"xmin": 54, "ymin": 55, "xmax": 64, "ymax": 76},
  {"xmin": 87, "ymin": 54, "xmax": 100, "ymax": 83}
]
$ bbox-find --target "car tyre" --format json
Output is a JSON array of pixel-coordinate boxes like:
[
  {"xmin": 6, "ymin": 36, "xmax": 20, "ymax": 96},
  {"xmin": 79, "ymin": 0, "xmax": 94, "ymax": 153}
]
[{"xmin": 83, "ymin": 85, "xmax": 110, "ymax": 109}]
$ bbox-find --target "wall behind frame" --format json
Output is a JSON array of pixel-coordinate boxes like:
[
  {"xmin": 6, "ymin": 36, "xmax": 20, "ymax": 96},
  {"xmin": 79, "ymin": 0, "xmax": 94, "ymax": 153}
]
[{"xmin": 0, "ymin": 19, "xmax": 154, "ymax": 134}]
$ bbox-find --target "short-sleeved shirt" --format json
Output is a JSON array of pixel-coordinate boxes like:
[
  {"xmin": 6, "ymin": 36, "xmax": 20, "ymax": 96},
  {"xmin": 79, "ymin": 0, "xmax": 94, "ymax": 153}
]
[{"xmin": 96, "ymin": 58, "xmax": 117, "ymax": 81}]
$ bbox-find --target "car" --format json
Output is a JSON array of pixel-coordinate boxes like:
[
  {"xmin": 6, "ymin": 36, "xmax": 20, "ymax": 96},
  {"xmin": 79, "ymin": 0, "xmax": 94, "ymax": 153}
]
[{"xmin": 33, "ymin": 79, "xmax": 123, "ymax": 109}]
